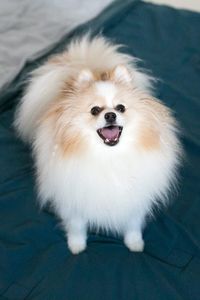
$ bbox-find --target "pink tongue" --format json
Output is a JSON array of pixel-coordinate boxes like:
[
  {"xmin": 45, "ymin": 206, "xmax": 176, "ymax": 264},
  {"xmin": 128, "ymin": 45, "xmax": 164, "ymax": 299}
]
[{"xmin": 101, "ymin": 127, "xmax": 119, "ymax": 140}]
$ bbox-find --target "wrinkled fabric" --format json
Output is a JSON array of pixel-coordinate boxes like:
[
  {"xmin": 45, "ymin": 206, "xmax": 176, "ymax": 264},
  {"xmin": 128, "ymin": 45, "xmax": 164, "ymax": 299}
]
[
  {"xmin": 0, "ymin": 0, "xmax": 200, "ymax": 299},
  {"xmin": 0, "ymin": 0, "xmax": 112, "ymax": 89}
]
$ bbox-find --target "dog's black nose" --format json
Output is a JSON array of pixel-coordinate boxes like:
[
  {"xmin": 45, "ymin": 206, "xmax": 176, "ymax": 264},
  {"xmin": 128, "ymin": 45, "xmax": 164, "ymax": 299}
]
[{"xmin": 104, "ymin": 112, "xmax": 116, "ymax": 123}]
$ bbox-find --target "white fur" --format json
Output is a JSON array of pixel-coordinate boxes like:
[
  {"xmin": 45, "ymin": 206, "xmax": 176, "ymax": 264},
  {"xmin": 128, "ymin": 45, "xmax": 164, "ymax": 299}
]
[
  {"xmin": 15, "ymin": 36, "xmax": 181, "ymax": 254},
  {"xmin": 95, "ymin": 81, "xmax": 117, "ymax": 108}
]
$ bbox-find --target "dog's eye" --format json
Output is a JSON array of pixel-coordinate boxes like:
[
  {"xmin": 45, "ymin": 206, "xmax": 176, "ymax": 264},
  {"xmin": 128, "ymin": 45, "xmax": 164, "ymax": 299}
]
[
  {"xmin": 115, "ymin": 104, "xmax": 126, "ymax": 113},
  {"xmin": 91, "ymin": 106, "xmax": 101, "ymax": 116}
]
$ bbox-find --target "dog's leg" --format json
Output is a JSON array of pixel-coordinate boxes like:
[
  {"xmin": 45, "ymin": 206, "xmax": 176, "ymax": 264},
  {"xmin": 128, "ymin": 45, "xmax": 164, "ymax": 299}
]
[
  {"xmin": 66, "ymin": 218, "xmax": 87, "ymax": 254},
  {"xmin": 124, "ymin": 216, "xmax": 145, "ymax": 252}
]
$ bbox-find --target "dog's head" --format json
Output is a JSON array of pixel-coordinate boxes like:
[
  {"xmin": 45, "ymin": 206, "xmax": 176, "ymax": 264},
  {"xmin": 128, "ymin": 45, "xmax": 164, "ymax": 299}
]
[{"xmin": 42, "ymin": 65, "xmax": 163, "ymax": 156}]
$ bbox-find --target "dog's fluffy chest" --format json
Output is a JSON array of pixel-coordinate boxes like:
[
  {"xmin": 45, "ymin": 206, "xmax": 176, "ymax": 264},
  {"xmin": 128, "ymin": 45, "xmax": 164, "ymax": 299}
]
[{"xmin": 48, "ymin": 148, "xmax": 155, "ymax": 232}]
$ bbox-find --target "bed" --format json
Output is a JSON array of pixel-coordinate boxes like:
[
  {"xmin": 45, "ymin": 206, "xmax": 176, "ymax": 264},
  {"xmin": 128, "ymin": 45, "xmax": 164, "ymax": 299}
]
[{"xmin": 0, "ymin": 0, "xmax": 200, "ymax": 299}]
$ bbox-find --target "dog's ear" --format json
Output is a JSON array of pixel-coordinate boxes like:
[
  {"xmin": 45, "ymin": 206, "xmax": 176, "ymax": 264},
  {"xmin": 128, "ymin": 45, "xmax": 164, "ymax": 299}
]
[
  {"xmin": 76, "ymin": 69, "xmax": 94, "ymax": 87},
  {"xmin": 111, "ymin": 65, "xmax": 132, "ymax": 84}
]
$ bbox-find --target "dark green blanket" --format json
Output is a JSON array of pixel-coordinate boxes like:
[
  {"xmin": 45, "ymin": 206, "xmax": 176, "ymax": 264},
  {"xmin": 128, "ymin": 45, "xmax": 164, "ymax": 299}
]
[{"xmin": 0, "ymin": 0, "xmax": 200, "ymax": 299}]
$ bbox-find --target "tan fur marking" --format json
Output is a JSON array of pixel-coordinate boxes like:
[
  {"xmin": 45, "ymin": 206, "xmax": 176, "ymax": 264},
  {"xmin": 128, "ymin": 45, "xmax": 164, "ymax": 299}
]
[
  {"xmin": 138, "ymin": 126, "xmax": 160, "ymax": 150},
  {"xmin": 136, "ymin": 96, "xmax": 175, "ymax": 151},
  {"xmin": 58, "ymin": 126, "xmax": 86, "ymax": 157},
  {"xmin": 41, "ymin": 100, "xmax": 87, "ymax": 157}
]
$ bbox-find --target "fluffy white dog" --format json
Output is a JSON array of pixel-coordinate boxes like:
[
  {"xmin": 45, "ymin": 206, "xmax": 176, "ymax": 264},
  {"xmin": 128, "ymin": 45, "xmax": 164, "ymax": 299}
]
[{"xmin": 15, "ymin": 36, "xmax": 182, "ymax": 254}]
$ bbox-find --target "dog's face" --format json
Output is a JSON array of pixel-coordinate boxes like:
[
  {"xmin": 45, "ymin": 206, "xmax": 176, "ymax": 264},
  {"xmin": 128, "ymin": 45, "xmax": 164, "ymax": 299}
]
[
  {"xmin": 64, "ymin": 66, "xmax": 138, "ymax": 147},
  {"xmin": 84, "ymin": 78, "xmax": 131, "ymax": 147},
  {"xmin": 43, "ymin": 65, "xmax": 161, "ymax": 156}
]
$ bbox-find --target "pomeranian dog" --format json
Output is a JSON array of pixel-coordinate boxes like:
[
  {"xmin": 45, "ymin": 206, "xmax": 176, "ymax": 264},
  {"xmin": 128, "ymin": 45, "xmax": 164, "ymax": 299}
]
[{"xmin": 15, "ymin": 36, "xmax": 182, "ymax": 254}]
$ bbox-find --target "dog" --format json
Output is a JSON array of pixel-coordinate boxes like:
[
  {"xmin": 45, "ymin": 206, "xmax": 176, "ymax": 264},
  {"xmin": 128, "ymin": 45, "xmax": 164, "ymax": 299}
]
[{"xmin": 15, "ymin": 35, "xmax": 182, "ymax": 254}]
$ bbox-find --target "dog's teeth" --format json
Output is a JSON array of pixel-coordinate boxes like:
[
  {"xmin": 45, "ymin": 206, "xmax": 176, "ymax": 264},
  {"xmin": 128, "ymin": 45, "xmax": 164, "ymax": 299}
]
[
  {"xmin": 114, "ymin": 138, "xmax": 118, "ymax": 141},
  {"xmin": 105, "ymin": 139, "xmax": 109, "ymax": 142}
]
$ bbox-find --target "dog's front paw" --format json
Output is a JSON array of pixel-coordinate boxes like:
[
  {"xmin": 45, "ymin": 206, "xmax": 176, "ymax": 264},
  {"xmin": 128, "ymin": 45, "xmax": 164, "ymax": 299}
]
[
  {"xmin": 124, "ymin": 232, "xmax": 144, "ymax": 252},
  {"xmin": 68, "ymin": 235, "xmax": 86, "ymax": 255}
]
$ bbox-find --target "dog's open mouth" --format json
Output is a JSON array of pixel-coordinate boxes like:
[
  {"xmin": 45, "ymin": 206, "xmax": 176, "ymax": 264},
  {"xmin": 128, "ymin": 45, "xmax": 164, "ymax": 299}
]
[{"xmin": 97, "ymin": 126, "xmax": 123, "ymax": 146}]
